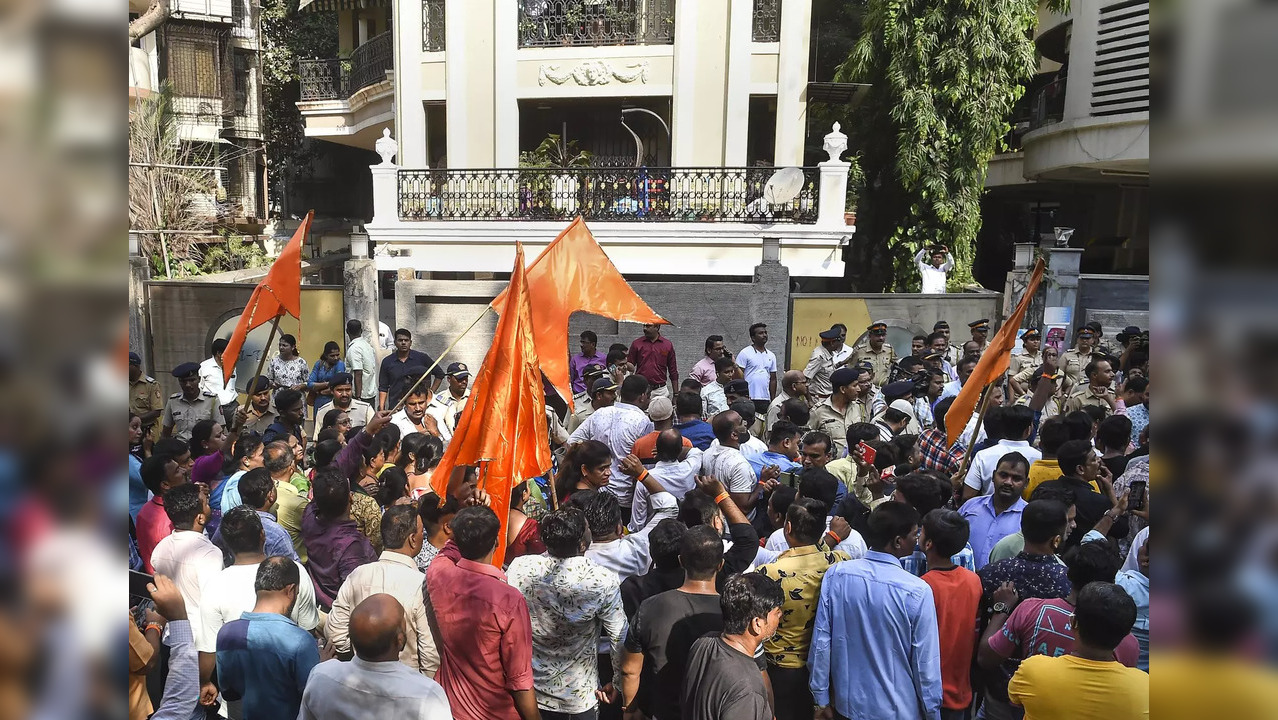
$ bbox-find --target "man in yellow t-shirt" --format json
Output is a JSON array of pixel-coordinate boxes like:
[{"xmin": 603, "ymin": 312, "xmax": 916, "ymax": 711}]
[
  {"xmin": 1009, "ymin": 582, "xmax": 1149, "ymax": 720},
  {"xmin": 1023, "ymin": 418, "xmax": 1098, "ymax": 500}
]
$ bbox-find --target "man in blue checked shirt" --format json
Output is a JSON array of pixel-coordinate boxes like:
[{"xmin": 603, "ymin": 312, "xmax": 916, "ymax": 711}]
[{"xmin": 810, "ymin": 502, "xmax": 942, "ymax": 720}]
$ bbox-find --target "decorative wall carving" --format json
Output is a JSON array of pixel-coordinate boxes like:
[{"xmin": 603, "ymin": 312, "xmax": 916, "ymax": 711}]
[{"xmin": 537, "ymin": 60, "xmax": 650, "ymax": 87}]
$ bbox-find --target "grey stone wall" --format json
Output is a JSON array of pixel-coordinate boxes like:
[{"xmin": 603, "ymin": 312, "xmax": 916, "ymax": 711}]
[{"xmin": 393, "ymin": 259, "xmax": 793, "ymax": 380}]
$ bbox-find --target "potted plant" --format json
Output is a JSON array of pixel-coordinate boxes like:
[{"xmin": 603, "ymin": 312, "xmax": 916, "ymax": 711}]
[{"xmin": 519, "ymin": 133, "xmax": 592, "ymax": 216}]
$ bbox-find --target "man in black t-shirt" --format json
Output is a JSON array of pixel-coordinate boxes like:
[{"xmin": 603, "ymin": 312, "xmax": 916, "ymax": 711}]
[
  {"xmin": 681, "ymin": 573, "xmax": 784, "ymax": 720},
  {"xmin": 619, "ymin": 525, "xmax": 724, "ymax": 720}
]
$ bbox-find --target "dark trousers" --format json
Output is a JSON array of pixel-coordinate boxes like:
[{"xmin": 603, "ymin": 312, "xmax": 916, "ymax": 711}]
[
  {"xmin": 768, "ymin": 664, "xmax": 814, "ymax": 720},
  {"xmin": 941, "ymin": 708, "xmax": 970, "ymax": 720},
  {"xmin": 596, "ymin": 654, "xmax": 622, "ymax": 720},
  {"xmin": 543, "ymin": 709, "xmax": 599, "ymax": 720}
]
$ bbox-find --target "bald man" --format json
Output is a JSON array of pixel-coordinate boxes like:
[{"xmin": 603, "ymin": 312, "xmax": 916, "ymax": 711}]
[
  {"xmin": 299, "ymin": 594, "xmax": 452, "ymax": 719},
  {"xmin": 629, "ymin": 428, "xmax": 703, "ymax": 532},
  {"xmin": 766, "ymin": 370, "xmax": 810, "ymax": 433}
]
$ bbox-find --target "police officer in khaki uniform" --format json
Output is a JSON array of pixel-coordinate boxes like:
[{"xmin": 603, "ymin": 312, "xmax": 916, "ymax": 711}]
[
  {"xmin": 1060, "ymin": 327, "xmax": 1099, "ymax": 396},
  {"xmin": 1008, "ymin": 328, "xmax": 1044, "ymax": 395},
  {"xmin": 567, "ymin": 364, "xmax": 607, "ymax": 433},
  {"xmin": 161, "ymin": 362, "xmax": 219, "ymax": 443},
  {"xmin": 968, "ymin": 318, "xmax": 992, "ymax": 353},
  {"xmin": 569, "ymin": 377, "xmax": 617, "ymax": 433},
  {"xmin": 934, "ymin": 320, "xmax": 963, "ymax": 368},
  {"xmin": 809, "ymin": 366, "xmax": 872, "ymax": 456},
  {"xmin": 234, "ymin": 376, "xmax": 277, "ymax": 436},
  {"xmin": 128, "ymin": 352, "xmax": 163, "ymax": 444},
  {"xmin": 851, "ymin": 322, "xmax": 898, "ymax": 387},
  {"xmin": 1063, "ymin": 355, "xmax": 1118, "ymax": 415},
  {"xmin": 426, "ymin": 362, "xmax": 472, "ymax": 444}
]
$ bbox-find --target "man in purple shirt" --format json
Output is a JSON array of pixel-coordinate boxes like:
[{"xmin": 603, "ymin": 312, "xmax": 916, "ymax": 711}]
[
  {"xmin": 301, "ymin": 466, "xmax": 377, "ymax": 609},
  {"xmin": 628, "ymin": 323, "xmax": 678, "ymax": 398},
  {"xmin": 569, "ymin": 330, "xmax": 604, "ymax": 394},
  {"xmin": 960, "ymin": 453, "xmax": 1030, "ymax": 569}
]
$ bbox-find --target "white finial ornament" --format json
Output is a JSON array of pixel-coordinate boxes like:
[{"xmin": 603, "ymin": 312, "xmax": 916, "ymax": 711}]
[
  {"xmin": 375, "ymin": 128, "xmax": 398, "ymax": 166},
  {"xmin": 823, "ymin": 122, "xmax": 848, "ymax": 163}
]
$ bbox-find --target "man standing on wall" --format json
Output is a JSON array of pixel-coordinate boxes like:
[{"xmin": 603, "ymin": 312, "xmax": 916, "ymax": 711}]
[
  {"xmin": 628, "ymin": 323, "xmax": 678, "ymax": 399},
  {"xmin": 915, "ymin": 245, "xmax": 955, "ymax": 294},
  {"xmin": 737, "ymin": 323, "xmax": 778, "ymax": 417}
]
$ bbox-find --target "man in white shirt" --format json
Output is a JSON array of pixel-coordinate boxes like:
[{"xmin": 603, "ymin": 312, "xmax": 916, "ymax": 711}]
[
  {"xmin": 326, "ymin": 505, "xmax": 439, "ymax": 676},
  {"xmin": 390, "ymin": 385, "xmax": 439, "ymax": 439},
  {"xmin": 914, "ymin": 245, "xmax": 955, "ymax": 294},
  {"xmin": 507, "ymin": 508, "xmax": 628, "ymax": 718},
  {"xmin": 299, "ymin": 595, "xmax": 452, "ymax": 720},
  {"xmin": 149, "ymin": 484, "xmax": 223, "ymax": 648},
  {"xmin": 700, "ymin": 356, "xmax": 735, "ymax": 418},
  {"xmin": 313, "ymin": 373, "xmax": 375, "ymax": 440},
  {"xmin": 700, "ymin": 410, "xmax": 762, "ymax": 520},
  {"xmin": 737, "ymin": 323, "xmax": 778, "ymax": 415},
  {"xmin": 629, "ymin": 429, "xmax": 703, "ymax": 533},
  {"xmin": 344, "ymin": 319, "xmax": 380, "ymax": 405},
  {"xmin": 577, "ymin": 467, "xmax": 678, "ymax": 582},
  {"xmin": 568, "ymin": 375, "xmax": 656, "ymax": 525},
  {"xmin": 766, "ymin": 370, "xmax": 810, "ymax": 433},
  {"xmin": 962, "ymin": 405, "xmax": 1043, "ymax": 500},
  {"xmin": 197, "ymin": 507, "xmax": 320, "ymax": 702},
  {"xmin": 199, "ymin": 338, "xmax": 239, "ymax": 426}
]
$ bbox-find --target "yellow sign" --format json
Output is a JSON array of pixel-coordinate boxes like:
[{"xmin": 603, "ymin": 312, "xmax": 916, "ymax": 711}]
[{"xmin": 788, "ymin": 297, "xmax": 873, "ymax": 371}]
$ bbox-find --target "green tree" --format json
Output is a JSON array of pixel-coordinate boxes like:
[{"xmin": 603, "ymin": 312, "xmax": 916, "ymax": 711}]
[
  {"xmin": 260, "ymin": 0, "xmax": 339, "ymax": 212},
  {"xmin": 837, "ymin": 0, "xmax": 1067, "ymax": 292}
]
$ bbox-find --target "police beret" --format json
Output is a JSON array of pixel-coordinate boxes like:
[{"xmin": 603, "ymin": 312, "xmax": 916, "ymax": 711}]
[
  {"xmin": 171, "ymin": 362, "xmax": 200, "ymax": 379},
  {"xmin": 830, "ymin": 367, "xmax": 860, "ymax": 389},
  {"xmin": 818, "ymin": 326, "xmax": 842, "ymax": 340},
  {"xmin": 329, "ymin": 372, "xmax": 353, "ymax": 387},
  {"xmin": 725, "ymin": 379, "xmax": 750, "ymax": 395},
  {"xmin": 246, "ymin": 376, "xmax": 271, "ymax": 394},
  {"xmin": 933, "ymin": 321, "xmax": 950, "ymax": 330},
  {"xmin": 882, "ymin": 380, "xmax": 916, "ymax": 400},
  {"xmin": 128, "ymin": 352, "xmax": 142, "ymax": 365}
]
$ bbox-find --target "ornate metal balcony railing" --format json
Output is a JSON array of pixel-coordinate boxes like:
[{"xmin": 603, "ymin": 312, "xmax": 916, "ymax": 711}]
[
  {"xmin": 398, "ymin": 166, "xmax": 819, "ymax": 223},
  {"xmin": 752, "ymin": 0, "xmax": 781, "ymax": 42},
  {"xmin": 298, "ymin": 31, "xmax": 392, "ymax": 101},
  {"xmin": 423, "ymin": 0, "xmax": 446, "ymax": 52},
  {"xmin": 518, "ymin": 0, "xmax": 674, "ymax": 48}
]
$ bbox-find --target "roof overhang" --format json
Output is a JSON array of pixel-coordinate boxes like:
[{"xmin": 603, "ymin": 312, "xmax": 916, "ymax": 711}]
[{"xmin": 301, "ymin": 0, "xmax": 391, "ymax": 11}]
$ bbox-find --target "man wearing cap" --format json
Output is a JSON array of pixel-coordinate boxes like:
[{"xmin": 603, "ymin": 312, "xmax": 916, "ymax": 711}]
[
  {"xmin": 1084, "ymin": 320, "xmax": 1119, "ymax": 357},
  {"xmin": 803, "ymin": 326, "xmax": 844, "ymax": 400},
  {"xmin": 569, "ymin": 330, "xmax": 603, "ymax": 395},
  {"xmin": 313, "ymin": 373, "xmax": 374, "ymax": 440},
  {"xmin": 809, "ymin": 367, "xmax": 871, "ymax": 456},
  {"xmin": 629, "ymin": 397, "xmax": 694, "ymax": 465},
  {"xmin": 425, "ymin": 363, "xmax": 471, "ymax": 444},
  {"xmin": 199, "ymin": 338, "xmax": 240, "ymax": 427},
  {"xmin": 129, "ymin": 352, "xmax": 164, "ymax": 445},
  {"xmin": 737, "ymin": 323, "xmax": 779, "ymax": 414},
  {"xmin": 968, "ymin": 319, "xmax": 991, "ymax": 352},
  {"xmin": 852, "ymin": 322, "xmax": 898, "ymax": 387},
  {"xmin": 914, "ymin": 244, "xmax": 954, "ymax": 294},
  {"xmin": 725, "ymin": 379, "xmax": 752, "ymax": 409},
  {"xmin": 234, "ymin": 377, "xmax": 278, "ymax": 436},
  {"xmin": 876, "ymin": 381, "xmax": 923, "ymax": 435},
  {"xmin": 1060, "ymin": 327, "xmax": 1098, "ymax": 396},
  {"xmin": 873, "ymin": 399, "xmax": 916, "ymax": 442},
  {"xmin": 1008, "ymin": 328, "xmax": 1044, "ymax": 395},
  {"xmin": 567, "ymin": 366, "xmax": 610, "ymax": 433},
  {"xmin": 766, "ymin": 370, "xmax": 810, "ymax": 434},
  {"xmin": 934, "ymin": 321, "xmax": 962, "ymax": 368},
  {"xmin": 161, "ymin": 363, "xmax": 219, "ymax": 443}
]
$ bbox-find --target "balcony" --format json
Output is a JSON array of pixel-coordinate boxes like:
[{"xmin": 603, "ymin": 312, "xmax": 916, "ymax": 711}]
[
  {"xmin": 518, "ymin": 0, "xmax": 675, "ymax": 48},
  {"xmin": 396, "ymin": 167, "xmax": 819, "ymax": 223},
  {"xmin": 298, "ymin": 30, "xmax": 393, "ymax": 101},
  {"xmin": 1029, "ymin": 78, "xmax": 1066, "ymax": 130},
  {"xmin": 752, "ymin": 0, "xmax": 781, "ymax": 42}
]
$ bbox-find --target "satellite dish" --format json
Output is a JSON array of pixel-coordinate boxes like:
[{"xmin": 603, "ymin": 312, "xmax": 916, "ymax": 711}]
[{"xmin": 763, "ymin": 167, "xmax": 805, "ymax": 205}]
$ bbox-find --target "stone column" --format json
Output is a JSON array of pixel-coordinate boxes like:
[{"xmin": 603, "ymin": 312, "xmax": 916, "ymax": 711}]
[
  {"xmin": 752, "ymin": 248, "xmax": 792, "ymax": 366},
  {"xmin": 774, "ymin": 0, "xmax": 813, "ymax": 166},
  {"xmin": 1044, "ymin": 248, "xmax": 1084, "ymax": 338},
  {"xmin": 344, "ymin": 258, "xmax": 379, "ymax": 349},
  {"xmin": 129, "ymin": 234, "xmax": 151, "ymax": 372}
]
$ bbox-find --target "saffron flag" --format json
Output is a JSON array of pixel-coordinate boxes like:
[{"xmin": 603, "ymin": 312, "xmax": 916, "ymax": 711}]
[
  {"xmin": 490, "ymin": 217, "xmax": 668, "ymax": 406},
  {"xmin": 431, "ymin": 244, "xmax": 552, "ymax": 567},
  {"xmin": 945, "ymin": 258, "xmax": 1047, "ymax": 449},
  {"xmin": 220, "ymin": 211, "xmax": 312, "ymax": 385}
]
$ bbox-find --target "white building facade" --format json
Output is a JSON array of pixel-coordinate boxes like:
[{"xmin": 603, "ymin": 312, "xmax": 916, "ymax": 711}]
[{"xmin": 296, "ymin": 0, "xmax": 854, "ymax": 279}]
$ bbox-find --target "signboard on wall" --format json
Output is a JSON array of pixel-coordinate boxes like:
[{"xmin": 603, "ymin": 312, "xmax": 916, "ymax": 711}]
[{"xmin": 788, "ymin": 297, "xmax": 873, "ymax": 371}]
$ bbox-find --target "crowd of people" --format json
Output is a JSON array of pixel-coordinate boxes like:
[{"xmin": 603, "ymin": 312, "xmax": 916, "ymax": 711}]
[{"xmin": 128, "ymin": 313, "xmax": 1151, "ymax": 720}]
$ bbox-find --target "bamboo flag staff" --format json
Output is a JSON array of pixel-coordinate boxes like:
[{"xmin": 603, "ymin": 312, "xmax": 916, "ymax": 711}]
[
  {"xmin": 388, "ymin": 305, "xmax": 493, "ymax": 414},
  {"xmin": 953, "ymin": 386, "xmax": 996, "ymax": 483}
]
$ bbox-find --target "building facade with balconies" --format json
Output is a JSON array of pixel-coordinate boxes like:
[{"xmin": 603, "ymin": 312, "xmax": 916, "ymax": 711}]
[
  {"xmin": 980, "ymin": 0, "xmax": 1149, "ymax": 281},
  {"xmin": 130, "ymin": 0, "xmax": 268, "ymax": 230},
  {"xmin": 295, "ymin": 0, "xmax": 855, "ymax": 281}
]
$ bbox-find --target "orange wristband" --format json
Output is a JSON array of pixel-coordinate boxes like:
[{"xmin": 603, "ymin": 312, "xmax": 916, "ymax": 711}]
[
  {"xmin": 713, "ymin": 491, "xmax": 731, "ymax": 505},
  {"xmin": 637, "ymin": 470, "xmax": 650, "ymax": 484}
]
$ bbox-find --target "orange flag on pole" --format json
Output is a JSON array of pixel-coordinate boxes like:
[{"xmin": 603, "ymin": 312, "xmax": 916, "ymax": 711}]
[
  {"xmin": 220, "ymin": 211, "xmax": 312, "ymax": 385},
  {"xmin": 490, "ymin": 217, "xmax": 668, "ymax": 406},
  {"xmin": 431, "ymin": 243, "xmax": 552, "ymax": 567},
  {"xmin": 945, "ymin": 258, "xmax": 1047, "ymax": 448}
]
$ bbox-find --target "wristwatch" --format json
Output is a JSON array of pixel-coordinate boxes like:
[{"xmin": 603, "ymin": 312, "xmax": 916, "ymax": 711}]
[{"xmin": 992, "ymin": 601, "xmax": 1011, "ymax": 614}]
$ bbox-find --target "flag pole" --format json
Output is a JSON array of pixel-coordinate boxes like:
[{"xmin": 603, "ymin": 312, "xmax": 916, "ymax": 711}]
[
  {"xmin": 243, "ymin": 314, "xmax": 282, "ymax": 396},
  {"xmin": 954, "ymin": 385, "xmax": 997, "ymax": 485},
  {"xmin": 390, "ymin": 305, "xmax": 493, "ymax": 414}
]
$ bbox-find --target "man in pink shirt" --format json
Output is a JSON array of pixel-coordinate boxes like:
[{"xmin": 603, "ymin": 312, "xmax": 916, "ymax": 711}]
[
  {"xmin": 135, "ymin": 454, "xmax": 185, "ymax": 572},
  {"xmin": 425, "ymin": 506, "xmax": 538, "ymax": 720}
]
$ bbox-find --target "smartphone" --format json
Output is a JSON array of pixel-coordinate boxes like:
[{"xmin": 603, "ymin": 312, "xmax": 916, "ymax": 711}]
[
  {"xmin": 778, "ymin": 470, "xmax": 801, "ymax": 489},
  {"xmin": 856, "ymin": 441, "xmax": 877, "ymax": 466},
  {"xmin": 129, "ymin": 569, "xmax": 155, "ymax": 602},
  {"xmin": 1128, "ymin": 480, "xmax": 1146, "ymax": 511}
]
